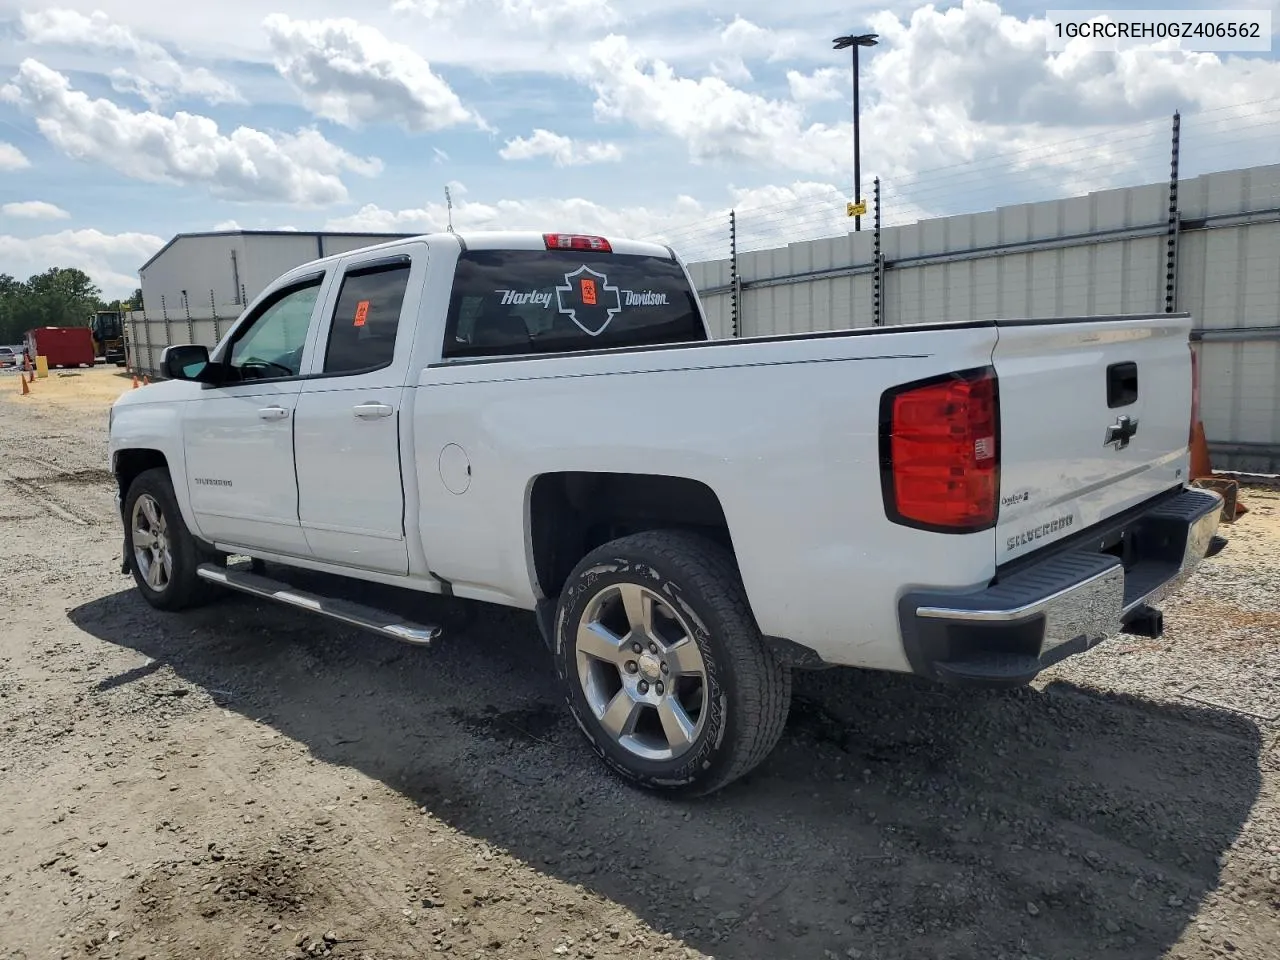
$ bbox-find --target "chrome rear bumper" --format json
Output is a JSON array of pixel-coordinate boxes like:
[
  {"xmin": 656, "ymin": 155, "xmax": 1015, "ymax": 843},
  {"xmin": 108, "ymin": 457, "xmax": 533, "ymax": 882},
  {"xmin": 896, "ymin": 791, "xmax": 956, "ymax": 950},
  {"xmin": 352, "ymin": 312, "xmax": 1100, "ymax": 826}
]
[{"xmin": 898, "ymin": 487, "xmax": 1224, "ymax": 686}]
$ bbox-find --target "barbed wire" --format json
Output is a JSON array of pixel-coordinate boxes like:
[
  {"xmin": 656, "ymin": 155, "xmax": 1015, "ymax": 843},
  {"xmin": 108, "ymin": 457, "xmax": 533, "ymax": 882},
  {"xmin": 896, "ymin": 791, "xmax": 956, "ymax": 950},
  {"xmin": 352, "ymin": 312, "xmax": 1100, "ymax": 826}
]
[{"xmin": 649, "ymin": 101, "xmax": 1280, "ymax": 264}]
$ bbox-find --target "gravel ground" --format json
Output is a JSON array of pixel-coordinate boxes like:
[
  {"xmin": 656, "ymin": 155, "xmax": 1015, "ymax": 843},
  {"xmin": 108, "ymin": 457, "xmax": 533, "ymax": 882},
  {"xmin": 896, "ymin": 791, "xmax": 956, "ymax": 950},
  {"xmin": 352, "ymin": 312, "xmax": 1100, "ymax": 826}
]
[{"xmin": 2, "ymin": 367, "xmax": 1278, "ymax": 960}]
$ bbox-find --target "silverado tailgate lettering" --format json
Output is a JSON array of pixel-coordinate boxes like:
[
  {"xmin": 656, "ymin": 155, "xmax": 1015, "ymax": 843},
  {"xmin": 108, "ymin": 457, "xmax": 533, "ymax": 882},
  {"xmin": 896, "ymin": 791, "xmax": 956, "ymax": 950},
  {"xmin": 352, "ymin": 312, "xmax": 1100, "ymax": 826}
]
[{"xmin": 1007, "ymin": 514, "xmax": 1074, "ymax": 551}]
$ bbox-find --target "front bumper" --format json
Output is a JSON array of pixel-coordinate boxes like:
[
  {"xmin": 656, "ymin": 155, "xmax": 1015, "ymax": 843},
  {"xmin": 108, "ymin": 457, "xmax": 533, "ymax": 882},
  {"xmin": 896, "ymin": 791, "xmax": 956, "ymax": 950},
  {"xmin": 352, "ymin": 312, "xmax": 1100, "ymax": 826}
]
[{"xmin": 898, "ymin": 487, "xmax": 1225, "ymax": 687}]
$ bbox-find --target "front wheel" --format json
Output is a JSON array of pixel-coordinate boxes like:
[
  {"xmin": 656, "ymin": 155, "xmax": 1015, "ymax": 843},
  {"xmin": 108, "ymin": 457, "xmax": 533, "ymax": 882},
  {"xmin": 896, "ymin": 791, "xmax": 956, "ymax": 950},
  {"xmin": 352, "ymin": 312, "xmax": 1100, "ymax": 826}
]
[
  {"xmin": 554, "ymin": 530, "xmax": 792, "ymax": 797},
  {"xmin": 124, "ymin": 467, "xmax": 222, "ymax": 611}
]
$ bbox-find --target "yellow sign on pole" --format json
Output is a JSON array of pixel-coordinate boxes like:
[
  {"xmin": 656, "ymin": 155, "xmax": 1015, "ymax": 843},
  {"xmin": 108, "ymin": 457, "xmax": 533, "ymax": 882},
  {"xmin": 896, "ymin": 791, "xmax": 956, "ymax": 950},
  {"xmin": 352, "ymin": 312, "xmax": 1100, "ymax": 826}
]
[{"xmin": 846, "ymin": 200, "xmax": 867, "ymax": 217}]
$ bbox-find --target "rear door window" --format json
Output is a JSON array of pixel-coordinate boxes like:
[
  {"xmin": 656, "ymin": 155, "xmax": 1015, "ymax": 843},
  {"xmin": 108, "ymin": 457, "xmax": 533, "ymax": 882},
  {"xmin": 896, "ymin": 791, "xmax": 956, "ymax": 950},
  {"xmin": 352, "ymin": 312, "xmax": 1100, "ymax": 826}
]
[
  {"xmin": 323, "ymin": 260, "xmax": 412, "ymax": 375},
  {"xmin": 443, "ymin": 249, "xmax": 706, "ymax": 359}
]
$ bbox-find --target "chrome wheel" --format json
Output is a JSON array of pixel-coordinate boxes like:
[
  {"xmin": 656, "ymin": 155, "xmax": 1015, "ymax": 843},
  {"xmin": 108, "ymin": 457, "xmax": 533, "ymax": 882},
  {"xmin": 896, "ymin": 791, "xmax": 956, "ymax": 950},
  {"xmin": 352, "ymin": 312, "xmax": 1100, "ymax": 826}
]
[
  {"xmin": 131, "ymin": 493, "xmax": 172, "ymax": 592},
  {"xmin": 575, "ymin": 582, "xmax": 709, "ymax": 762}
]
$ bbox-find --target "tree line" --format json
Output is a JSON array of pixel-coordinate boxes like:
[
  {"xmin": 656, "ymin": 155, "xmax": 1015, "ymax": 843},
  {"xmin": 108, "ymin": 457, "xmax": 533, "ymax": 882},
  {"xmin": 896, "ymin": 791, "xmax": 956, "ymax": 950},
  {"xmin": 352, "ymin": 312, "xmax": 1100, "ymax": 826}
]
[{"xmin": 0, "ymin": 267, "xmax": 143, "ymax": 345}]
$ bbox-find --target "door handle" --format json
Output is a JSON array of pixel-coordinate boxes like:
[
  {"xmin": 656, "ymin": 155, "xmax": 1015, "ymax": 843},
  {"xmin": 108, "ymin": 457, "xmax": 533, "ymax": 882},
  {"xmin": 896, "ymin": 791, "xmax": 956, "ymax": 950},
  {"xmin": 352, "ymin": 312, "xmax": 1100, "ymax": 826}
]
[
  {"xmin": 353, "ymin": 402, "xmax": 395, "ymax": 420},
  {"xmin": 257, "ymin": 405, "xmax": 290, "ymax": 421}
]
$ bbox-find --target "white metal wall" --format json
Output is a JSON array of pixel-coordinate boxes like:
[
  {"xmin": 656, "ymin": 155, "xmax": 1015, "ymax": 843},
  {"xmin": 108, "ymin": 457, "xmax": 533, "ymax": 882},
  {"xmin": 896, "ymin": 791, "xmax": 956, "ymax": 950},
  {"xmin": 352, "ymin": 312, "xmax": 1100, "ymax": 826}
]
[{"xmin": 686, "ymin": 163, "xmax": 1280, "ymax": 472}]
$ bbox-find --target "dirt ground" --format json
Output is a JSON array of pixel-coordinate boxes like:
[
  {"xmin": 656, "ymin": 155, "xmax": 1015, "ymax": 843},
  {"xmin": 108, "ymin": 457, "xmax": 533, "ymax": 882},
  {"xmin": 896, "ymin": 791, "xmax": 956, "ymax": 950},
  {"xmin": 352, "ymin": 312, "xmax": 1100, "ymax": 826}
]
[{"xmin": 2, "ymin": 366, "xmax": 1278, "ymax": 960}]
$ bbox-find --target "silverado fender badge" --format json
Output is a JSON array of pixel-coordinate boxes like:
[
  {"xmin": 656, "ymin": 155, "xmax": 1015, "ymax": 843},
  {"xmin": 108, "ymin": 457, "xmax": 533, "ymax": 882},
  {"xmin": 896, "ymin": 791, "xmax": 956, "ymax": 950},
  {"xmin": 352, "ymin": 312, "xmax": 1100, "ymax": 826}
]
[{"xmin": 1104, "ymin": 415, "xmax": 1139, "ymax": 450}]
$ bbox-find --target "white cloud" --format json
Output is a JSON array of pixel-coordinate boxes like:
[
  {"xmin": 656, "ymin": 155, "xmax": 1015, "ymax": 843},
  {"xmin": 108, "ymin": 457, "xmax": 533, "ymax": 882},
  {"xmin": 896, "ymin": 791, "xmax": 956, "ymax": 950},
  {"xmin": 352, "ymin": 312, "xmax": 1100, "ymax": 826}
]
[
  {"xmin": 787, "ymin": 67, "xmax": 844, "ymax": 103},
  {"xmin": 323, "ymin": 179, "xmax": 879, "ymax": 263},
  {"xmin": 0, "ymin": 228, "xmax": 163, "ymax": 297},
  {"xmin": 497, "ymin": 0, "xmax": 619, "ymax": 31},
  {"xmin": 499, "ymin": 129, "xmax": 621, "ymax": 166},
  {"xmin": 0, "ymin": 59, "xmax": 382, "ymax": 206},
  {"xmin": 586, "ymin": 35, "xmax": 846, "ymax": 174},
  {"xmin": 325, "ymin": 188, "xmax": 707, "ymax": 244},
  {"xmin": 583, "ymin": 2, "xmax": 1280, "ymax": 212},
  {"xmin": 0, "ymin": 142, "xmax": 31, "ymax": 171},
  {"xmin": 20, "ymin": 8, "xmax": 241, "ymax": 108},
  {"xmin": 391, "ymin": 0, "xmax": 619, "ymax": 32},
  {"xmin": 708, "ymin": 16, "xmax": 803, "ymax": 84},
  {"xmin": 213, "ymin": 219, "xmax": 243, "ymax": 231},
  {"xmin": 3, "ymin": 201, "xmax": 71, "ymax": 220},
  {"xmin": 263, "ymin": 15, "xmax": 484, "ymax": 132},
  {"xmin": 859, "ymin": 0, "xmax": 1280, "ymax": 200},
  {"xmin": 718, "ymin": 17, "xmax": 799, "ymax": 62},
  {"xmin": 866, "ymin": 0, "xmax": 1280, "ymax": 128}
]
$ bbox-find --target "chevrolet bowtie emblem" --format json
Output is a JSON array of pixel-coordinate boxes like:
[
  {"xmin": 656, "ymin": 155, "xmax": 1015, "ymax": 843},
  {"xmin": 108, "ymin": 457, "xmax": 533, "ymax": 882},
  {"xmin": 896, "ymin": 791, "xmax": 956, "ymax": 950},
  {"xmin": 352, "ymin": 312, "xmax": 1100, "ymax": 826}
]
[{"xmin": 1104, "ymin": 415, "xmax": 1139, "ymax": 450}]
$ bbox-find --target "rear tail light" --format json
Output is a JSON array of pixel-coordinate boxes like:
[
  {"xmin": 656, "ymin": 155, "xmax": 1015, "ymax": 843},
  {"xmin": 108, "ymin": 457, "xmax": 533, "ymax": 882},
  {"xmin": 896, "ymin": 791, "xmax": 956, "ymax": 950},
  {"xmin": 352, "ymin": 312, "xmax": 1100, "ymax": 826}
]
[
  {"xmin": 544, "ymin": 233, "xmax": 612, "ymax": 252},
  {"xmin": 879, "ymin": 367, "xmax": 1000, "ymax": 533}
]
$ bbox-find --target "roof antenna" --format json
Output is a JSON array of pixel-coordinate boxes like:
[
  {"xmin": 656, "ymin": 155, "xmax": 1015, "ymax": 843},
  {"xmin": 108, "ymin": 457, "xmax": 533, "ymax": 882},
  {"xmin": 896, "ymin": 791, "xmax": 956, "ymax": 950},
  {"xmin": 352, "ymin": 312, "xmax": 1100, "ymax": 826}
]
[{"xmin": 444, "ymin": 185, "xmax": 455, "ymax": 233}]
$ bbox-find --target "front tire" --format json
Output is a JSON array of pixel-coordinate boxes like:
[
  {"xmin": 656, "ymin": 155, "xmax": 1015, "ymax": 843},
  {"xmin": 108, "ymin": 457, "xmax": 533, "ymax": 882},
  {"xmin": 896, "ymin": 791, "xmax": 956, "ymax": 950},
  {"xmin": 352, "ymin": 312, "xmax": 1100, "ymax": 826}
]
[
  {"xmin": 124, "ymin": 467, "xmax": 221, "ymax": 611},
  {"xmin": 554, "ymin": 530, "xmax": 792, "ymax": 797}
]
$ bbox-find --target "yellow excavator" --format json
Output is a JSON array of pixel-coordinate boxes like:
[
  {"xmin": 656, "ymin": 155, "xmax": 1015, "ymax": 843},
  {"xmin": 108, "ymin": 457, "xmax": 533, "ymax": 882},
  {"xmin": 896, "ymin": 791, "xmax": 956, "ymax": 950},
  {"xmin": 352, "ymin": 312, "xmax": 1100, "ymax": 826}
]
[{"xmin": 89, "ymin": 308, "xmax": 127, "ymax": 366}]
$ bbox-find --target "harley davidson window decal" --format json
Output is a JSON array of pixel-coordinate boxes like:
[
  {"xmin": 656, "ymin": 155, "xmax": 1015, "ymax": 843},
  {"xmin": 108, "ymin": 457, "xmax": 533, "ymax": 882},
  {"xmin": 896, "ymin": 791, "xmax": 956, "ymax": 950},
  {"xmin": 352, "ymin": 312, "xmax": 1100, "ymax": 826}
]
[{"xmin": 491, "ymin": 265, "xmax": 674, "ymax": 338}]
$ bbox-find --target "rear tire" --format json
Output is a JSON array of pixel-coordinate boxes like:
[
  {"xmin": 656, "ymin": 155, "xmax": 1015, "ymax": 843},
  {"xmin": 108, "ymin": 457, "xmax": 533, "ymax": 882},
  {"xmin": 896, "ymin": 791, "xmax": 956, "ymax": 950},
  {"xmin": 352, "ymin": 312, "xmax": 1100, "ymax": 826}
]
[
  {"xmin": 553, "ymin": 530, "xmax": 791, "ymax": 798},
  {"xmin": 124, "ymin": 467, "xmax": 222, "ymax": 611}
]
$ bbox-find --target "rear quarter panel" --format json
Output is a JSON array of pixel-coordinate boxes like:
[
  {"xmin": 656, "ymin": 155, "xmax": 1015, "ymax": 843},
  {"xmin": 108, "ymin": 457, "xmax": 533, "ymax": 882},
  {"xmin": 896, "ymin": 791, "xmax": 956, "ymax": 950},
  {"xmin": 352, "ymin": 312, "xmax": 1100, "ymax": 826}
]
[{"xmin": 412, "ymin": 327, "xmax": 1001, "ymax": 671}]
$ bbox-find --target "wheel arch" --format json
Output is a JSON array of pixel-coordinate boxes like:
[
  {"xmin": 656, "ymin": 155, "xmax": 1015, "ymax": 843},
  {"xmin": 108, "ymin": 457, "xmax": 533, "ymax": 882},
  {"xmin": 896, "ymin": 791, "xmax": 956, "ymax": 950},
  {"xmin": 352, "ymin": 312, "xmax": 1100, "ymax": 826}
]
[
  {"xmin": 112, "ymin": 446, "xmax": 208, "ymax": 547},
  {"xmin": 525, "ymin": 470, "xmax": 827, "ymax": 671},
  {"xmin": 527, "ymin": 471, "xmax": 736, "ymax": 605}
]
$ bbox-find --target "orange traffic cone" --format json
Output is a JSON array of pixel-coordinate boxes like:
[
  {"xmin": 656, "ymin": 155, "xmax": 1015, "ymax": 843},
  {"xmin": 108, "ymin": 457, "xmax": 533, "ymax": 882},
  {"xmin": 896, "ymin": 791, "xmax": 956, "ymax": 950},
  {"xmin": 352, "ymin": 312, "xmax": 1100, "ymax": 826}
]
[
  {"xmin": 20, "ymin": 373, "xmax": 29, "ymax": 395},
  {"xmin": 131, "ymin": 374, "xmax": 140, "ymax": 388},
  {"xmin": 1189, "ymin": 418, "xmax": 1211, "ymax": 480},
  {"xmin": 1189, "ymin": 417, "xmax": 1249, "ymax": 521},
  {"xmin": 143, "ymin": 375, "xmax": 151, "ymax": 385}
]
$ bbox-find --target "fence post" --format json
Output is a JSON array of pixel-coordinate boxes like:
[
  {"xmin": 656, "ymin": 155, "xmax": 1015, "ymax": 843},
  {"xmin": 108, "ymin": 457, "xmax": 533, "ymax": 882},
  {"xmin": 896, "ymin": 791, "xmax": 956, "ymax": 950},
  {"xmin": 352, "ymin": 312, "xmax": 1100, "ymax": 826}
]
[
  {"xmin": 873, "ymin": 176, "xmax": 883, "ymax": 327},
  {"xmin": 1165, "ymin": 110, "xmax": 1181, "ymax": 313},
  {"xmin": 183, "ymin": 290, "xmax": 194, "ymax": 343},
  {"xmin": 159, "ymin": 295, "xmax": 169, "ymax": 378},
  {"xmin": 210, "ymin": 289, "xmax": 220, "ymax": 343},
  {"xmin": 729, "ymin": 209, "xmax": 739, "ymax": 337},
  {"xmin": 143, "ymin": 305, "xmax": 154, "ymax": 377}
]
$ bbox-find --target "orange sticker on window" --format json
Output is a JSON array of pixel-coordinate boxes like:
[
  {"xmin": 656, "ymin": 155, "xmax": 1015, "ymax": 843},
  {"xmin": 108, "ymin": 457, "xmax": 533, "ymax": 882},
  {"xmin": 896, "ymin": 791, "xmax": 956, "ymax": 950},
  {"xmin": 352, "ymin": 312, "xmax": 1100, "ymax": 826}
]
[
  {"xmin": 353, "ymin": 300, "xmax": 370, "ymax": 327},
  {"xmin": 580, "ymin": 278, "xmax": 597, "ymax": 306}
]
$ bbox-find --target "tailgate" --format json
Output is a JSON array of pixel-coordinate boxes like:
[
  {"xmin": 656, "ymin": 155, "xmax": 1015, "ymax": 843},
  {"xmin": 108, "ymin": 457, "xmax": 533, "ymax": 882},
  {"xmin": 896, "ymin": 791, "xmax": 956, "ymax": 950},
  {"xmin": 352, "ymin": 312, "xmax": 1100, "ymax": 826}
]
[{"xmin": 992, "ymin": 314, "xmax": 1194, "ymax": 563}]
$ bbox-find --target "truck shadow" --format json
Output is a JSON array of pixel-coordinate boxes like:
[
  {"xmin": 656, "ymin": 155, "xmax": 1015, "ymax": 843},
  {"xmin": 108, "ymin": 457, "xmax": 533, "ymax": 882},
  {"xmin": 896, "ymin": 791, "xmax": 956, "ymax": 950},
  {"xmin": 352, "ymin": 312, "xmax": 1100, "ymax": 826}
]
[{"xmin": 69, "ymin": 577, "xmax": 1263, "ymax": 960}]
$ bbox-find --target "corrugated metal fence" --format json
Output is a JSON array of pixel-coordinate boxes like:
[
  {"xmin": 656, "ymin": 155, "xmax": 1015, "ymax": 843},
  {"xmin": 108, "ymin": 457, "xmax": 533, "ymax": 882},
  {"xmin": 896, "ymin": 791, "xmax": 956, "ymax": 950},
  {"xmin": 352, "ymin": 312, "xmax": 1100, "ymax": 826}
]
[{"xmin": 685, "ymin": 163, "xmax": 1280, "ymax": 474}]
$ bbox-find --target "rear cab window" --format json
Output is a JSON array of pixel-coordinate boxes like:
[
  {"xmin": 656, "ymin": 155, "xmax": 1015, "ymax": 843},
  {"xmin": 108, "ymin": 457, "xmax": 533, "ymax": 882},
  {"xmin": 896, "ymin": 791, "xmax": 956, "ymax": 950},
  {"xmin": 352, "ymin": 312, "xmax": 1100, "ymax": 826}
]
[{"xmin": 442, "ymin": 249, "xmax": 707, "ymax": 360}]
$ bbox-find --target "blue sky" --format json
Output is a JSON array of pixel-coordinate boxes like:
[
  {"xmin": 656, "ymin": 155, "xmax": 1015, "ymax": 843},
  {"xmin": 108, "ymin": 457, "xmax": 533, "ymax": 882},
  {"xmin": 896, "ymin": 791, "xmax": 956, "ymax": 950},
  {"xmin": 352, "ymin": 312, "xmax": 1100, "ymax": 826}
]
[{"xmin": 0, "ymin": 0, "xmax": 1277, "ymax": 296}]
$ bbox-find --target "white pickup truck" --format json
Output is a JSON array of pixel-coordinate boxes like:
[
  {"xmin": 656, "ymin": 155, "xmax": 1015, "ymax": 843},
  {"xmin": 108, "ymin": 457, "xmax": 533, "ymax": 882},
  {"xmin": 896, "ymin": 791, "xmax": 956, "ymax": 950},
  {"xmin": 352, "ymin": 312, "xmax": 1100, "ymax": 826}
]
[{"xmin": 108, "ymin": 230, "xmax": 1227, "ymax": 796}]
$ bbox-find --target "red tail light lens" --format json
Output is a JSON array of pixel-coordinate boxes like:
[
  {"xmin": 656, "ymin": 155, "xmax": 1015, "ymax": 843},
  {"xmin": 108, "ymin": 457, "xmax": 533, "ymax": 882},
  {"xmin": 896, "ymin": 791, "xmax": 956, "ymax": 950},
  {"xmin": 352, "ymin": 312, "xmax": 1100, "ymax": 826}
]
[
  {"xmin": 880, "ymin": 367, "xmax": 1000, "ymax": 533},
  {"xmin": 544, "ymin": 233, "xmax": 612, "ymax": 252}
]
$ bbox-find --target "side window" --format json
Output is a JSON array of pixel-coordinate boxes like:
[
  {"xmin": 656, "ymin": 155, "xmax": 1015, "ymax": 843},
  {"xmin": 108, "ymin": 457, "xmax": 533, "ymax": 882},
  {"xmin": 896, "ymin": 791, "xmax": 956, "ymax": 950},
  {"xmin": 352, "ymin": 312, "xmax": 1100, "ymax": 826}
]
[
  {"xmin": 323, "ymin": 261, "xmax": 412, "ymax": 375},
  {"xmin": 228, "ymin": 280, "xmax": 322, "ymax": 380}
]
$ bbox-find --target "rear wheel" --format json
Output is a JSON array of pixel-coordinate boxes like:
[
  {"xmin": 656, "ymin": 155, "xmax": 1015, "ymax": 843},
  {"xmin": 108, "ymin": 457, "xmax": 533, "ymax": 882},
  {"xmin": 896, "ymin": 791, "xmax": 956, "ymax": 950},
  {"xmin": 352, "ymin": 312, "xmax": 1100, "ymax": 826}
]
[
  {"xmin": 554, "ymin": 530, "xmax": 792, "ymax": 797},
  {"xmin": 124, "ymin": 467, "xmax": 222, "ymax": 611}
]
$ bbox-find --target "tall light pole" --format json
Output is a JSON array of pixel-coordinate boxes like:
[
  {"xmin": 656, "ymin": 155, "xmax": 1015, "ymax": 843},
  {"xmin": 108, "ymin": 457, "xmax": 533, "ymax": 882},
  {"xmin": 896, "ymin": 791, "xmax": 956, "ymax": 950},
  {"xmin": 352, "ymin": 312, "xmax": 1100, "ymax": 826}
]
[{"xmin": 833, "ymin": 32, "xmax": 878, "ymax": 231}]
